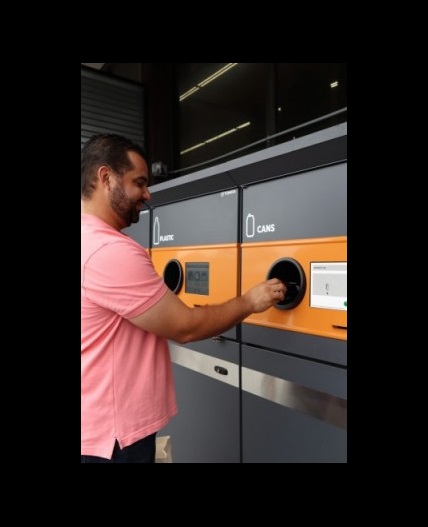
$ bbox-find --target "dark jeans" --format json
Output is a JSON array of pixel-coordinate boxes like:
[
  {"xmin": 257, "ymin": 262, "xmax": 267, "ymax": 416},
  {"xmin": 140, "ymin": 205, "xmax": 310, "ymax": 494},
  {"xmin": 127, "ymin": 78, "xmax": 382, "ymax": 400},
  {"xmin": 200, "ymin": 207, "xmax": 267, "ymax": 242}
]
[{"xmin": 81, "ymin": 433, "xmax": 156, "ymax": 463}]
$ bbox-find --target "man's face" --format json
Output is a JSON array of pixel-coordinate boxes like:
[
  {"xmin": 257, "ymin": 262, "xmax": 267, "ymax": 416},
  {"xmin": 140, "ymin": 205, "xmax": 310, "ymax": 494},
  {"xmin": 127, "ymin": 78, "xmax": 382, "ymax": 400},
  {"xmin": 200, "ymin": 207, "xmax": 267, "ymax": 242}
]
[{"xmin": 109, "ymin": 151, "xmax": 150, "ymax": 228}]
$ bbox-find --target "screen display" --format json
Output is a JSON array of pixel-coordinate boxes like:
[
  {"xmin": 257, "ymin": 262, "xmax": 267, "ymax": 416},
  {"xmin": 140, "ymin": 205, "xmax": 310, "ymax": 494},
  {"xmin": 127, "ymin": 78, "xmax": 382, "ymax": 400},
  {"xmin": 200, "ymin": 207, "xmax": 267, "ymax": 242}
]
[
  {"xmin": 185, "ymin": 262, "xmax": 209, "ymax": 295},
  {"xmin": 310, "ymin": 262, "xmax": 347, "ymax": 310}
]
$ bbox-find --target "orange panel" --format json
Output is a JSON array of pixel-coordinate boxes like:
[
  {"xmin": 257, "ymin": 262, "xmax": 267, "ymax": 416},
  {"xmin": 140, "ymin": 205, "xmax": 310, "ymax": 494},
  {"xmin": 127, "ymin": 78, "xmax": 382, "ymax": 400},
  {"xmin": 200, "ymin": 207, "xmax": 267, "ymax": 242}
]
[
  {"xmin": 151, "ymin": 244, "xmax": 239, "ymax": 307},
  {"xmin": 241, "ymin": 236, "xmax": 347, "ymax": 340}
]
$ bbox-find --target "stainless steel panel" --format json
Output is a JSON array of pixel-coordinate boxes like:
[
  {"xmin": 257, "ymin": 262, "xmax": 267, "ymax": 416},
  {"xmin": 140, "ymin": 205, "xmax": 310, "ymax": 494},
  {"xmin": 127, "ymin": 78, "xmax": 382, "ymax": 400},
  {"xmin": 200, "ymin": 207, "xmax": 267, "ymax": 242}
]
[
  {"xmin": 242, "ymin": 366, "xmax": 347, "ymax": 430},
  {"xmin": 169, "ymin": 343, "xmax": 239, "ymax": 388}
]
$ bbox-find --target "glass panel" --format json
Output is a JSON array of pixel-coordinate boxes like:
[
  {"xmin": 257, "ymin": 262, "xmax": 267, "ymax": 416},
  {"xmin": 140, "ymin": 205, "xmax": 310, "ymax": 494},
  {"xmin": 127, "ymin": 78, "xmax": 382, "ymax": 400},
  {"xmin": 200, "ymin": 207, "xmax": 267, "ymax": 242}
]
[
  {"xmin": 276, "ymin": 63, "xmax": 347, "ymax": 138},
  {"xmin": 174, "ymin": 63, "xmax": 347, "ymax": 176},
  {"xmin": 176, "ymin": 63, "xmax": 270, "ymax": 174}
]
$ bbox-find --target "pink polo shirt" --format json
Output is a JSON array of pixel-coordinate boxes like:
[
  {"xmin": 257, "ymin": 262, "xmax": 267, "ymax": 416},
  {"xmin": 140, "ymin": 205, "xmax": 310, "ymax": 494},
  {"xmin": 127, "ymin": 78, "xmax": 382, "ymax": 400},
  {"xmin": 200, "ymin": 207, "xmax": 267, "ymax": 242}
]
[{"xmin": 81, "ymin": 213, "xmax": 177, "ymax": 459}]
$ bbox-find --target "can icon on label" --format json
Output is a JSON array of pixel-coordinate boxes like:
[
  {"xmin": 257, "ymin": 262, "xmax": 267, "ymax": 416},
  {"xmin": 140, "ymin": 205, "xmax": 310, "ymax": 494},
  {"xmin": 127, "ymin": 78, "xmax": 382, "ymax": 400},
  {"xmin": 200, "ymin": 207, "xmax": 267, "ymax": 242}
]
[
  {"xmin": 153, "ymin": 217, "xmax": 160, "ymax": 245},
  {"xmin": 246, "ymin": 213, "xmax": 255, "ymax": 238}
]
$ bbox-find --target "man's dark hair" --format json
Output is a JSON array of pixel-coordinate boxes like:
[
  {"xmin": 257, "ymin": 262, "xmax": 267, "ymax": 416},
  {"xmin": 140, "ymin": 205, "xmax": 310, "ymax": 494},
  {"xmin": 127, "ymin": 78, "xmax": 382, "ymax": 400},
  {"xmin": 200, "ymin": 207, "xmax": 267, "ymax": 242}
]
[{"xmin": 81, "ymin": 133, "xmax": 147, "ymax": 199}]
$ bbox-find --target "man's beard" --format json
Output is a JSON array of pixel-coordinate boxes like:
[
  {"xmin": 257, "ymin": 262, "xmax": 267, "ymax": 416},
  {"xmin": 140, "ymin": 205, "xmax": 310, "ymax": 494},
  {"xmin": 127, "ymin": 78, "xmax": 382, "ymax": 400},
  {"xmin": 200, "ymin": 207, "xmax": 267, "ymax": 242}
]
[{"xmin": 110, "ymin": 183, "xmax": 140, "ymax": 227}]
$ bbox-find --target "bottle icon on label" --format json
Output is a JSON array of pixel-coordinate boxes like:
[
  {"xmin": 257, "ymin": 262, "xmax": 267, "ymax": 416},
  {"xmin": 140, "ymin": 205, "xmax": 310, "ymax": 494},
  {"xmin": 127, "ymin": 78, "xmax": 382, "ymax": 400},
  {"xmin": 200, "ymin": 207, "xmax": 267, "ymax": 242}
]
[
  {"xmin": 153, "ymin": 216, "xmax": 160, "ymax": 245},
  {"xmin": 246, "ymin": 213, "xmax": 255, "ymax": 238}
]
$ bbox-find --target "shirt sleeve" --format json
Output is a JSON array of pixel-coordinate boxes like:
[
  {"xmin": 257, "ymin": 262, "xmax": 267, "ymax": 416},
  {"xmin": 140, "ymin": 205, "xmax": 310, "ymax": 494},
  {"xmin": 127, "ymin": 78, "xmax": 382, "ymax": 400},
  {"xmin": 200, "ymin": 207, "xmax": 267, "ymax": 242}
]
[{"xmin": 82, "ymin": 239, "xmax": 168, "ymax": 319}]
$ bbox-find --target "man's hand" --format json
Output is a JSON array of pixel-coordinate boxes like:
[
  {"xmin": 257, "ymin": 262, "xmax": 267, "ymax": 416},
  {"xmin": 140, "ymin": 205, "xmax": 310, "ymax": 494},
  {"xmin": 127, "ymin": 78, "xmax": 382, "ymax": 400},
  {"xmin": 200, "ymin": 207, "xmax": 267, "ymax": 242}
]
[{"xmin": 242, "ymin": 278, "xmax": 287, "ymax": 313}]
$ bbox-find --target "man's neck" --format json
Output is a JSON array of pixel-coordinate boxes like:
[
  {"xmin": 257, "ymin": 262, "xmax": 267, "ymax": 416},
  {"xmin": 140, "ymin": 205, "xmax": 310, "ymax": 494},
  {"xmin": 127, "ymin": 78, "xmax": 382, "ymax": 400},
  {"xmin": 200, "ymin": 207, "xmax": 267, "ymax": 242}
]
[{"xmin": 81, "ymin": 200, "xmax": 121, "ymax": 231}]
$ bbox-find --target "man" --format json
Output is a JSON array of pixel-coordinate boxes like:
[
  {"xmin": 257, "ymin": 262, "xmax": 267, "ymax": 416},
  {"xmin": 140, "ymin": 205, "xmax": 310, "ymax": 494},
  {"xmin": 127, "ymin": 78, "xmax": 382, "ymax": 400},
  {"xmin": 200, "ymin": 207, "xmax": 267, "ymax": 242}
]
[{"xmin": 81, "ymin": 133, "xmax": 286, "ymax": 463}]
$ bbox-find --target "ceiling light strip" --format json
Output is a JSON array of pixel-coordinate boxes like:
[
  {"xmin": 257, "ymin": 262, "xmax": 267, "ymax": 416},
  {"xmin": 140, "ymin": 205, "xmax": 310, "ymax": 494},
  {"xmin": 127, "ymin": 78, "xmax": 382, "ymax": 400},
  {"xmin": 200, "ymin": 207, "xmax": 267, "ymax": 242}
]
[
  {"xmin": 179, "ymin": 63, "xmax": 239, "ymax": 101},
  {"xmin": 198, "ymin": 63, "xmax": 238, "ymax": 87},
  {"xmin": 179, "ymin": 86, "xmax": 200, "ymax": 100}
]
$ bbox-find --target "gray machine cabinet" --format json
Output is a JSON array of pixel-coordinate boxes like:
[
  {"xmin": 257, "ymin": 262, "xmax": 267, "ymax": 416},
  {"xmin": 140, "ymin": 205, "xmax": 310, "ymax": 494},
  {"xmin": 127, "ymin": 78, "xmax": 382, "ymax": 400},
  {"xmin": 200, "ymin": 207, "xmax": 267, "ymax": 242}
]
[
  {"xmin": 152, "ymin": 191, "xmax": 239, "ymax": 341},
  {"xmin": 152, "ymin": 191, "xmax": 238, "ymax": 247},
  {"xmin": 241, "ymin": 162, "xmax": 347, "ymax": 242},
  {"xmin": 159, "ymin": 338, "xmax": 240, "ymax": 463},
  {"xmin": 241, "ymin": 344, "xmax": 347, "ymax": 463},
  {"xmin": 242, "ymin": 324, "xmax": 347, "ymax": 366}
]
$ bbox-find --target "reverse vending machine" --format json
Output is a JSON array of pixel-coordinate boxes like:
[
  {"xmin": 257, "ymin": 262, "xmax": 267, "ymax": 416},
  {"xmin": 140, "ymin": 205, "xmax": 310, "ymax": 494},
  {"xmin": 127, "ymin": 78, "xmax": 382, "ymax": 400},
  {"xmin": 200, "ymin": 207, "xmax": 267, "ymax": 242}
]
[
  {"xmin": 232, "ymin": 123, "xmax": 347, "ymax": 462},
  {"xmin": 150, "ymin": 176, "xmax": 241, "ymax": 463},
  {"xmin": 150, "ymin": 191, "xmax": 239, "ymax": 339},
  {"xmin": 240, "ymin": 163, "xmax": 347, "ymax": 352},
  {"xmin": 148, "ymin": 122, "xmax": 347, "ymax": 463}
]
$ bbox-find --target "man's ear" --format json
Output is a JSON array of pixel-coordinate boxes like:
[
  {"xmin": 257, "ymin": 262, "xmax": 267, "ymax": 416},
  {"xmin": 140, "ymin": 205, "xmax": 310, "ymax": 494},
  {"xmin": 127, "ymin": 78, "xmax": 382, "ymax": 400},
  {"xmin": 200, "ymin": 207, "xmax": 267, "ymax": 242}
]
[{"xmin": 98, "ymin": 166, "xmax": 111, "ymax": 189}]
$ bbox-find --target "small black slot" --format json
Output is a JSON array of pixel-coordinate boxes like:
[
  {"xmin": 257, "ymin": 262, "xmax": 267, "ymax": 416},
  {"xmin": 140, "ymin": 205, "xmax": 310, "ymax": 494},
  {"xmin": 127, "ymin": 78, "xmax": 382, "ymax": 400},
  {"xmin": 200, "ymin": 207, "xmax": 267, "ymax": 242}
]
[
  {"xmin": 163, "ymin": 259, "xmax": 183, "ymax": 294},
  {"xmin": 266, "ymin": 258, "xmax": 306, "ymax": 310}
]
